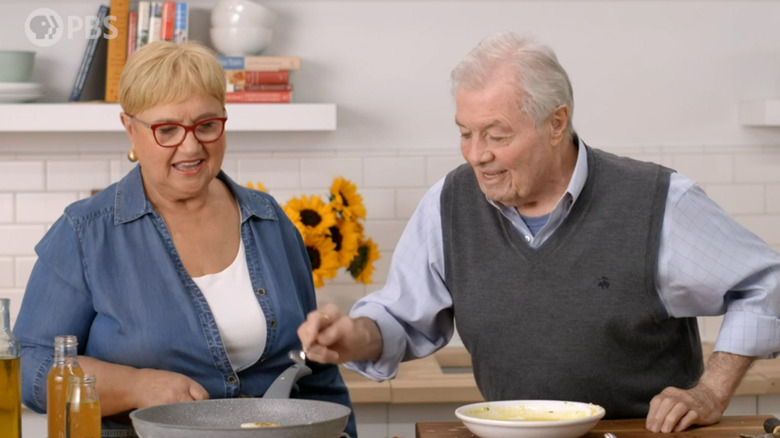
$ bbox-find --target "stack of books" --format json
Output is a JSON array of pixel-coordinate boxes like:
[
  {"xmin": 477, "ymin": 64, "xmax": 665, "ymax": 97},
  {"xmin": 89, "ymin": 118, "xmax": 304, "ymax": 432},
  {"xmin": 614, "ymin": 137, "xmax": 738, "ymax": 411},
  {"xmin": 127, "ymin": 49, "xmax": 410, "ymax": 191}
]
[
  {"xmin": 69, "ymin": 1, "xmax": 189, "ymax": 102},
  {"xmin": 69, "ymin": 2, "xmax": 302, "ymax": 106},
  {"xmin": 219, "ymin": 55, "xmax": 300, "ymax": 103},
  {"xmin": 130, "ymin": 1, "xmax": 189, "ymax": 57}
]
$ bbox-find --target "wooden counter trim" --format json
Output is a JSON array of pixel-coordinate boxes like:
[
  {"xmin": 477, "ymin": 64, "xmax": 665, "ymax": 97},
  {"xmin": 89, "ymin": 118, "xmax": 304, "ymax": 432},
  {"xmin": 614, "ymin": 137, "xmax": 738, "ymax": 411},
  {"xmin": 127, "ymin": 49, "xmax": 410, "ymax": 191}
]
[
  {"xmin": 344, "ymin": 343, "xmax": 780, "ymax": 404},
  {"xmin": 340, "ymin": 365, "xmax": 392, "ymax": 403}
]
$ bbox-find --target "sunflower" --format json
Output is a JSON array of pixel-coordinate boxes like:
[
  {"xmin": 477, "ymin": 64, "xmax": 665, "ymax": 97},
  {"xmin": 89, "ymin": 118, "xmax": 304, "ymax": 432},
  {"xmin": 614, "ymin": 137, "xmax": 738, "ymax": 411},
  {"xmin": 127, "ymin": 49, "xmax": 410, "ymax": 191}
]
[
  {"xmin": 253, "ymin": 177, "xmax": 379, "ymax": 288},
  {"xmin": 302, "ymin": 231, "xmax": 340, "ymax": 288},
  {"xmin": 328, "ymin": 217, "xmax": 360, "ymax": 267},
  {"xmin": 329, "ymin": 177, "xmax": 366, "ymax": 220},
  {"xmin": 283, "ymin": 195, "xmax": 337, "ymax": 237},
  {"xmin": 246, "ymin": 181, "xmax": 267, "ymax": 192},
  {"xmin": 347, "ymin": 238, "xmax": 380, "ymax": 284}
]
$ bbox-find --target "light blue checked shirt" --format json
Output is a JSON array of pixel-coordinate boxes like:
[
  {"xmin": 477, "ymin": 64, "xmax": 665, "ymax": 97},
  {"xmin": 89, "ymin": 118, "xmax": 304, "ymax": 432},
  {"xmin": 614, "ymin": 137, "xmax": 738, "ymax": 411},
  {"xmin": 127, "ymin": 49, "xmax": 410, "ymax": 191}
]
[{"xmin": 348, "ymin": 140, "xmax": 780, "ymax": 380}]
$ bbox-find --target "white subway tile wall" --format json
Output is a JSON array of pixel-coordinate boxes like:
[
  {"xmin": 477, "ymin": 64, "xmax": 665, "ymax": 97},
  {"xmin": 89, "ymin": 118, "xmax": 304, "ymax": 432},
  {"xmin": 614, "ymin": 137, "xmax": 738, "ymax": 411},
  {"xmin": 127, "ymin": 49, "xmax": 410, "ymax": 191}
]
[
  {"xmin": 46, "ymin": 161, "xmax": 111, "ymax": 191},
  {"xmin": 16, "ymin": 193, "xmax": 79, "ymax": 223},
  {"xmin": 361, "ymin": 188, "xmax": 396, "ymax": 220},
  {"xmin": 768, "ymin": 184, "xmax": 780, "ymax": 214},
  {"xmin": 395, "ymin": 188, "xmax": 428, "ymax": 219},
  {"xmin": 0, "ymin": 193, "xmax": 13, "ymax": 223},
  {"xmin": 0, "ymin": 257, "xmax": 12, "ymax": 288},
  {"xmin": 301, "ymin": 157, "xmax": 364, "ymax": 187},
  {"xmin": 364, "ymin": 156, "xmax": 426, "ymax": 188},
  {"xmin": 735, "ymin": 153, "xmax": 780, "ymax": 183},
  {"xmin": 673, "ymin": 153, "xmax": 734, "ymax": 183},
  {"xmin": 0, "ymin": 225, "xmax": 45, "ymax": 256},
  {"xmin": 703, "ymin": 184, "xmax": 765, "ymax": 215},
  {"xmin": 2, "ymin": 147, "xmax": 780, "ymax": 342},
  {"xmin": 239, "ymin": 158, "xmax": 302, "ymax": 189},
  {"xmin": 0, "ymin": 162, "xmax": 45, "ymax": 191}
]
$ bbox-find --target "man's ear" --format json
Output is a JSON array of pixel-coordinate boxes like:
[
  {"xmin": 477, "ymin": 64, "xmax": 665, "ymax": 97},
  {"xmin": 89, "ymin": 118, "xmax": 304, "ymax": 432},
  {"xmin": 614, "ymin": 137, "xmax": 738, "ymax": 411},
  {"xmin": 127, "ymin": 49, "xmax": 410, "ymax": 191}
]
[{"xmin": 548, "ymin": 105, "xmax": 570, "ymax": 145}]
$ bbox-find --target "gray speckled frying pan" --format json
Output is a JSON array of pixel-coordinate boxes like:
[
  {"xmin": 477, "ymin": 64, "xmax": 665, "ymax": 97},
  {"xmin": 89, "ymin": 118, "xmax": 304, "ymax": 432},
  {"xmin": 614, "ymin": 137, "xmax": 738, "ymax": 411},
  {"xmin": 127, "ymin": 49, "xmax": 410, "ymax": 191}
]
[{"xmin": 129, "ymin": 363, "xmax": 351, "ymax": 438}]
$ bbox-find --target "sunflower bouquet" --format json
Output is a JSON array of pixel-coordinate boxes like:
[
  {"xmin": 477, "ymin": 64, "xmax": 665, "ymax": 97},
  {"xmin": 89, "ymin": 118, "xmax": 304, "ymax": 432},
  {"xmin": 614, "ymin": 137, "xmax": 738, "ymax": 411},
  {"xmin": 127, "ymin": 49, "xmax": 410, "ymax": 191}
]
[{"xmin": 247, "ymin": 177, "xmax": 380, "ymax": 288}]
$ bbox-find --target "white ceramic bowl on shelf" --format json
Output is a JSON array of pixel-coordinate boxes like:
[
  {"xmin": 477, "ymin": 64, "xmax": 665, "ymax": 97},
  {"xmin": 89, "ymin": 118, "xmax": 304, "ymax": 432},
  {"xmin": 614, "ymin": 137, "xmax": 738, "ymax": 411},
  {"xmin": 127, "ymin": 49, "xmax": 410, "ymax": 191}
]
[
  {"xmin": 211, "ymin": 0, "xmax": 277, "ymax": 29},
  {"xmin": 210, "ymin": 26, "xmax": 273, "ymax": 56},
  {"xmin": 455, "ymin": 400, "xmax": 605, "ymax": 438}
]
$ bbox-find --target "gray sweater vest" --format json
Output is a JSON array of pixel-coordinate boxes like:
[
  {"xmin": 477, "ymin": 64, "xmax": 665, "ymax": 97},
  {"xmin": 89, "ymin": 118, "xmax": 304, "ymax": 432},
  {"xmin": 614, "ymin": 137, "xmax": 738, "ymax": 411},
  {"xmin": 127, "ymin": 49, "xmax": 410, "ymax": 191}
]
[{"xmin": 441, "ymin": 146, "xmax": 703, "ymax": 418}]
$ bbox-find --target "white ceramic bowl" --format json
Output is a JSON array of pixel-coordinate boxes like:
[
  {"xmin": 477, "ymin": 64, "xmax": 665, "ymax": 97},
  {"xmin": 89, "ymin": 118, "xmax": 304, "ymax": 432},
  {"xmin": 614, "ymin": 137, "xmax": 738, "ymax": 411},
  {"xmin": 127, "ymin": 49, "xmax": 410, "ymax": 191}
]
[
  {"xmin": 455, "ymin": 400, "xmax": 605, "ymax": 438},
  {"xmin": 210, "ymin": 26, "xmax": 273, "ymax": 56},
  {"xmin": 211, "ymin": 0, "xmax": 277, "ymax": 29},
  {"xmin": 0, "ymin": 50, "xmax": 36, "ymax": 82}
]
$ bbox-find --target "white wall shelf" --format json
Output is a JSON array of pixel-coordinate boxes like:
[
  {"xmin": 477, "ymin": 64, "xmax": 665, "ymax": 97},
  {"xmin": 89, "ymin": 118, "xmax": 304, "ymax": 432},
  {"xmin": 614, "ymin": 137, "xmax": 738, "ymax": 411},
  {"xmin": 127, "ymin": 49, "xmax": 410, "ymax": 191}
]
[
  {"xmin": 739, "ymin": 100, "xmax": 780, "ymax": 127},
  {"xmin": 0, "ymin": 103, "xmax": 337, "ymax": 132}
]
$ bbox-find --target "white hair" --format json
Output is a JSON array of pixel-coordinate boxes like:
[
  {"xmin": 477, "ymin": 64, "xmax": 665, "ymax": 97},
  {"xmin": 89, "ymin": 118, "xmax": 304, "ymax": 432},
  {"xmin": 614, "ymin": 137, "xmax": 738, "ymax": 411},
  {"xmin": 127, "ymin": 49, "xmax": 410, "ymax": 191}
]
[{"xmin": 451, "ymin": 32, "xmax": 575, "ymax": 137}]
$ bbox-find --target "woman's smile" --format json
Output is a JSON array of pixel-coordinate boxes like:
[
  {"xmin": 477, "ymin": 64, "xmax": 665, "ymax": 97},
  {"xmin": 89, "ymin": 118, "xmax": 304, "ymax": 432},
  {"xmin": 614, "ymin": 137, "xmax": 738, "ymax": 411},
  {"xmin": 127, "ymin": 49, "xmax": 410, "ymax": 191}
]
[{"xmin": 172, "ymin": 159, "xmax": 205, "ymax": 174}]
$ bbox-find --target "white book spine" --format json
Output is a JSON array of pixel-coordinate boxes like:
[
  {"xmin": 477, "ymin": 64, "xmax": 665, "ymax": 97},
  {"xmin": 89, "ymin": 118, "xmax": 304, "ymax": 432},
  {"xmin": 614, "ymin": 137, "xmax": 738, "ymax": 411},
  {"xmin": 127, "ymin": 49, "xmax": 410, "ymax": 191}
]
[
  {"xmin": 147, "ymin": 1, "xmax": 163, "ymax": 43},
  {"xmin": 136, "ymin": 1, "xmax": 151, "ymax": 48}
]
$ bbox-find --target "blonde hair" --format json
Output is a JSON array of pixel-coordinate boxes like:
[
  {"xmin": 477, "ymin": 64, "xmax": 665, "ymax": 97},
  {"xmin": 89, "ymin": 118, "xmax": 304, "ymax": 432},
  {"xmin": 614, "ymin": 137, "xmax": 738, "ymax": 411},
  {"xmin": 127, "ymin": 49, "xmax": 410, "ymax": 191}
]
[
  {"xmin": 119, "ymin": 41, "xmax": 226, "ymax": 115},
  {"xmin": 451, "ymin": 32, "xmax": 575, "ymax": 137}
]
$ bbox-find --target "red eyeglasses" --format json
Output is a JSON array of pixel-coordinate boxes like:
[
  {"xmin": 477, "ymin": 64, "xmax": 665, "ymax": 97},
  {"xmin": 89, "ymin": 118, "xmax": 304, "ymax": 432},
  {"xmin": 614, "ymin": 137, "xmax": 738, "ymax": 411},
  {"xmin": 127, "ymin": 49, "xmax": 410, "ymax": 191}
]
[{"xmin": 128, "ymin": 115, "xmax": 228, "ymax": 148}]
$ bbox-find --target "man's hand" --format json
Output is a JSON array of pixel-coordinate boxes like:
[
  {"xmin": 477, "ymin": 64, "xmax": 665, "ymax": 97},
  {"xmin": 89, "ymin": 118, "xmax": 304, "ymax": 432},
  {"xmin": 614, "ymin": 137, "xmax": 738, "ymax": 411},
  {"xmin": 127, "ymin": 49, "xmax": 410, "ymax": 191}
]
[
  {"xmin": 645, "ymin": 351, "xmax": 755, "ymax": 432},
  {"xmin": 645, "ymin": 382, "xmax": 725, "ymax": 432},
  {"xmin": 297, "ymin": 303, "xmax": 383, "ymax": 364}
]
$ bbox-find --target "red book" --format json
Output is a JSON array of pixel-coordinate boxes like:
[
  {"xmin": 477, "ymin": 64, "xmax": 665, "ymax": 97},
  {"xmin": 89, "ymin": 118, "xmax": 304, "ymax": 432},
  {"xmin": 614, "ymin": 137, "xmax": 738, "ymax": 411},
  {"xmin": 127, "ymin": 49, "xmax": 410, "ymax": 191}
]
[
  {"xmin": 226, "ymin": 83, "xmax": 293, "ymax": 92},
  {"xmin": 225, "ymin": 70, "xmax": 289, "ymax": 85},
  {"xmin": 160, "ymin": 1, "xmax": 176, "ymax": 41},
  {"xmin": 226, "ymin": 91, "xmax": 292, "ymax": 103},
  {"xmin": 126, "ymin": 11, "xmax": 137, "ymax": 57}
]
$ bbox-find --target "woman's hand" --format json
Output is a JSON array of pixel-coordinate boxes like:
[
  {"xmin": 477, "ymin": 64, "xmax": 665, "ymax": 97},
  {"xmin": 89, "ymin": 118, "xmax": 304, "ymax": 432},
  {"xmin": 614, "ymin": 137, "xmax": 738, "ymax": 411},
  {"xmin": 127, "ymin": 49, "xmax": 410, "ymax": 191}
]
[
  {"xmin": 131, "ymin": 368, "xmax": 210, "ymax": 409},
  {"xmin": 78, "ymin": 356, "xmax": 209, "ymax": 415}
]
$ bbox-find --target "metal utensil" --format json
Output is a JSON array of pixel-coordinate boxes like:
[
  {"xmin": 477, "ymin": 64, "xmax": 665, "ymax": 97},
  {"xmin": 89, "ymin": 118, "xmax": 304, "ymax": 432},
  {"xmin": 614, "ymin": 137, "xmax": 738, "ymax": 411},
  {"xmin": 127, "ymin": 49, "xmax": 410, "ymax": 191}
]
[
  {"xmin": 739, "ymin": 417, "xmax": 780, "ymax": 438},
  {"xmin": 288, "ymin": 349, "xmax": 306, "ymax": 365},
  {"xmin": 604, "ymin": 433, "xmax": 618, "ymax": 438}
]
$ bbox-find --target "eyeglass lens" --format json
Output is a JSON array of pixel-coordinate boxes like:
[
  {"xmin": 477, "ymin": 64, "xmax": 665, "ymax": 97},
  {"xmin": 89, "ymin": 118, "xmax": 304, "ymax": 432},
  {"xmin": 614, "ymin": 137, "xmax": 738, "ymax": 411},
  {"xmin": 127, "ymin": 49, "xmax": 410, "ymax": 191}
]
[{"xmin": 154, "ymin": 119, "xmax": 225, "ymax": 147}]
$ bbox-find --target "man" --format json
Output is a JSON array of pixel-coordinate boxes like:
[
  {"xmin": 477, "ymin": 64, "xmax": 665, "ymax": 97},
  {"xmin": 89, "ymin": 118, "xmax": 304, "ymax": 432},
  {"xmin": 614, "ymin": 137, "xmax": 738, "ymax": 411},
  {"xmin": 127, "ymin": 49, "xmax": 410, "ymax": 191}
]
[{"xmin": 298, "ymin": 32, "xmax": 780, "ymax": 433}]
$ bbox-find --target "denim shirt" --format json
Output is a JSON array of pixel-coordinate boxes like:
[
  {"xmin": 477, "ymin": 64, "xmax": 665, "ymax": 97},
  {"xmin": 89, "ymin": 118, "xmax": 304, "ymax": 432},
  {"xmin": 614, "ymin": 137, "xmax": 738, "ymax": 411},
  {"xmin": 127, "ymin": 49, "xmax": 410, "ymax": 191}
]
[{"xmin": 13, "ymin": 166, "xmax": 357, "ymax": 436}]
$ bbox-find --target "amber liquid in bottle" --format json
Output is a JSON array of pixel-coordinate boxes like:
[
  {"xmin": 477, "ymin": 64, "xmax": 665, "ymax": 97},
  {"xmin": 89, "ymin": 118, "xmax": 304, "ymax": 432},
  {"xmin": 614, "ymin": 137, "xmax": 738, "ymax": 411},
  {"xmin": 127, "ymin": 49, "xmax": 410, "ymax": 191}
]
[
  {"xmin": 48, "ymin": 336, "xmax": 84, "ymax": 438},
  {"xmin": 66, "ymin": 375, "xmax": 101, "ymax": 438},
  {"xmin": 0, "ymin": 298, "xmax": 21, "ymax": 438},
  {"xmin": 0, "ymin": 356, "xmax": 21, "ymax": 437}
]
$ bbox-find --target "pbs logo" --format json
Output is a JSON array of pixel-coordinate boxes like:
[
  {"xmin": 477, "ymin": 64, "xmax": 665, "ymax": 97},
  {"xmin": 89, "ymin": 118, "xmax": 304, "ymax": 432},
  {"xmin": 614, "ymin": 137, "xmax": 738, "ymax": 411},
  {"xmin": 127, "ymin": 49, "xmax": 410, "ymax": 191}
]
[{"xmin": 25, "ymin": 8, "xmax": 64, "ymax": 47}]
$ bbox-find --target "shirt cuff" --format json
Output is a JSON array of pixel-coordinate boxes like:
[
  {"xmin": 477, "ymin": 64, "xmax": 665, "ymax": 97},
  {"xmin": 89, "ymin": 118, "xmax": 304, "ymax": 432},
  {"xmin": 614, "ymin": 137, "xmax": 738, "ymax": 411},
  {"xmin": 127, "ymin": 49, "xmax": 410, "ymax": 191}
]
[
  {"xmin": 344, "ymin": 303, "xmax": 407, "ymax": 381},
  {"xmin": 714, "ymin": 311, "xmax": 780, "ymax": 359}
]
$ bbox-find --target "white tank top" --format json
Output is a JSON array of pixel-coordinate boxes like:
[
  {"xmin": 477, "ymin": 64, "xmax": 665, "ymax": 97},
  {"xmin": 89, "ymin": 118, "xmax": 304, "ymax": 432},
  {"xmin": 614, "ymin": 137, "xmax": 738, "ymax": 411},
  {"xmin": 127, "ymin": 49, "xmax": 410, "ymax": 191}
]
[{"xmin": 192, "ymin": 238, "xmax": 266, "ymax": 371}]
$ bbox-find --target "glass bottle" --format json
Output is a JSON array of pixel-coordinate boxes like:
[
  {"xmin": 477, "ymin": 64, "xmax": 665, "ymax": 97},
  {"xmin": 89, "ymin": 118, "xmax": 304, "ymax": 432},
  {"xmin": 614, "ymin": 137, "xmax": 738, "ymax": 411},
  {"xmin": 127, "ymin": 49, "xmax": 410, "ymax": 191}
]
[
  {"xmin": 47, "ymin": 335, "xmax": 84, "ymax": 438},
  {"xmin": 66, "ymin": 375, "xmax": 101, "ymax": 438},
  {"xmin": 0, "ymin": 298, "xmax": 21, "ymax": 438}
]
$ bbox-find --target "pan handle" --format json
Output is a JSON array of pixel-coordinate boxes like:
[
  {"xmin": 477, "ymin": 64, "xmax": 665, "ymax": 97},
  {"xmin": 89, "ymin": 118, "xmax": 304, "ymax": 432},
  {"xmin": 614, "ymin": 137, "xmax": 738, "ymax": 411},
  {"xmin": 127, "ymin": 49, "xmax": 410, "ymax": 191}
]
[{"xmin": 263, "ymin": 363, "xmax": 312, "ymax": 399}]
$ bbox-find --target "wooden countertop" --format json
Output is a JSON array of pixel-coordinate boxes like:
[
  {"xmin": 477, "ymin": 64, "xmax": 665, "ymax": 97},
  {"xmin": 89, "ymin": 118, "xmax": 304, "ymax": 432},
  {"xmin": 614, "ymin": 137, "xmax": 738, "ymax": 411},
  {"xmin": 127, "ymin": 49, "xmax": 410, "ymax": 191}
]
[
  {"xmin": 344, "ymin": 343, "xmax": 780, "ymax": 404},
  {"xmin": 415, "ymin": 416, "xmax": 776, "ymax": 438}
]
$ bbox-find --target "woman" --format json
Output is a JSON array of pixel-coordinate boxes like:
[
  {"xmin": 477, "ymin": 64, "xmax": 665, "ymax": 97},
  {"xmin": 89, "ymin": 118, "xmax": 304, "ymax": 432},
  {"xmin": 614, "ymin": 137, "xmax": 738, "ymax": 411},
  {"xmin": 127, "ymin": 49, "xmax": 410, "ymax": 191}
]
[{"xmin": 14, "ymin": 41, "xmax": 356, "ymax": 436}]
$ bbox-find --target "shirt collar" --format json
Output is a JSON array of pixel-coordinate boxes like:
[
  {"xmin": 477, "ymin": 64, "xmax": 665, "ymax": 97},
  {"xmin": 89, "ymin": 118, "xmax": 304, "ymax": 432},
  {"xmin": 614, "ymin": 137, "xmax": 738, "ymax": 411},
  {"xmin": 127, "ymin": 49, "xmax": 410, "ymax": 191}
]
[
  {"xmin": 567, "ymin": 134, "xmax": 589, "ymax": 208},
  {"xmin": 114, "ymin": 166, "xmax": 278, "ymax": 225}
]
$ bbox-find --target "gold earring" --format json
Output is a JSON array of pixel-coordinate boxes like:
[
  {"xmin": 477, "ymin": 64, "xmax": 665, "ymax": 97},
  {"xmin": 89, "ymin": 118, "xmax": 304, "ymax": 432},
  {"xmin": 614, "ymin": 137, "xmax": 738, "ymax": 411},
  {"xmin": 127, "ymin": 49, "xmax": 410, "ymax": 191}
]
[{"xmin": 127, "ymin": 149, "xmax": 138, "ymax": 162}]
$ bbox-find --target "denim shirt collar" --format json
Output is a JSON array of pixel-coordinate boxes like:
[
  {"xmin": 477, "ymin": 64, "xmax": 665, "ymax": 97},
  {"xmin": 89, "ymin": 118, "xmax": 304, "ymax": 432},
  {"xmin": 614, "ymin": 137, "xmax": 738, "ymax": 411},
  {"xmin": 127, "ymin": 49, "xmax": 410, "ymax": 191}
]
[{"xmin": 114, "ymin": 166, "xmax": 278, "ymax": 225}]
